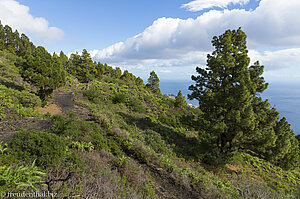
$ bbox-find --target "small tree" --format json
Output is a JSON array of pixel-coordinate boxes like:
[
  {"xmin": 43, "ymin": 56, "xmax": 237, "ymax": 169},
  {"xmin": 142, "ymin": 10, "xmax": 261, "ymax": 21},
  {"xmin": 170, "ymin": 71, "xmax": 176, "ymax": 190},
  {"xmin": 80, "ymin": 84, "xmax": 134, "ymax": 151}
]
[
  {"xmin": 121, "ymin": 70, "xmax": 135, "ymax": 83},
  {"xmin": 59, "ymin": 51, "xmax": 69, "ymax": 69},
  {"xmin": 271, "ymin": 118, "xmax": 300, "ymax": 169},
  {"xmin": 135, "ymin": 77, "xmax": 144, "ymax": 86},
  {"xmin": 146, "ymin": 71, "xmax": 160, "ymax": 93},
  {"xmin": 175, "ymin": 90, "xmax": 187, "ymax": 108},
  {"xmin": 113, "ymin": 67, "xmax": 122, "ymax": 79}
]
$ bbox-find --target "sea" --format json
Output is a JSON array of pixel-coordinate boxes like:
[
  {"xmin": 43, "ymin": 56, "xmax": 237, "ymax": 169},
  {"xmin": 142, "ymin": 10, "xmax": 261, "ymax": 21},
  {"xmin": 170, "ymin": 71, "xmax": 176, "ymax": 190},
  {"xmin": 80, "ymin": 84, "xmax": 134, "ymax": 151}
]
[{"xmin": 160, "ymin": 80, "xmax": 300, "ymax": 135}]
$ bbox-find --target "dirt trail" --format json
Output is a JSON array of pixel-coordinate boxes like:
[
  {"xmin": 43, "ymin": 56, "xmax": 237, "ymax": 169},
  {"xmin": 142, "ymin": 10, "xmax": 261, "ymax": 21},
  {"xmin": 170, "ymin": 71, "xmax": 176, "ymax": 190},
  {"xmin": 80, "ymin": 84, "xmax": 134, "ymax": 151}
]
[
  {"xmin": 53, "ymin": 90, "xmax": 92, "ymax": 121},
  {"xmin": 142, "ymin": 164, "xmax": 203, "ymax": 199},
  {"xmin": 0, "ymin": 118, "xmax": 51, "ymax": 143},
  {"xmin": 0, "ymin": 90, "xmax": 92, "ymax": 142}
]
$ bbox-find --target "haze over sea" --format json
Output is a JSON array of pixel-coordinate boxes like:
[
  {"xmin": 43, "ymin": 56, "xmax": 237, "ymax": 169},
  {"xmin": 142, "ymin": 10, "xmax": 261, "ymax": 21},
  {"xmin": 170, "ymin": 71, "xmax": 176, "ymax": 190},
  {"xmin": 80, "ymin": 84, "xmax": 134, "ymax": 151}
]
[{"xmin": 160, "ymin": 80, "xmax": 300, "ymax": 135}]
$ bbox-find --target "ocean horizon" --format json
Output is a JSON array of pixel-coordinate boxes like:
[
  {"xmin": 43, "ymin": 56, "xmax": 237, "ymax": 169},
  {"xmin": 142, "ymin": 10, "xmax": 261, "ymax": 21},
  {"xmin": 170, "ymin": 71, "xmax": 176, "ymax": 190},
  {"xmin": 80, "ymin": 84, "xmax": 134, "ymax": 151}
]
[{"xmin": 160, "ymin": 80, "xmax": 300, "ymax": 135}]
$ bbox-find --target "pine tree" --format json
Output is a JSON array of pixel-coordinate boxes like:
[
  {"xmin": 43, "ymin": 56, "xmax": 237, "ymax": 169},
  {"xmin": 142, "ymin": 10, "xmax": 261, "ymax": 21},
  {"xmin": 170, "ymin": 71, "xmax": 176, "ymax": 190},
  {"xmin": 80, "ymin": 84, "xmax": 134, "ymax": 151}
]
[
  {"xmin": 240, "ymin": 96, "xmax": 279, "ymax": 157},
  {"xmin": 95, "ymin": 62, "xmax": 105, "ymax": 77},
  {"xmin": 3, "ymin": 25, "xmax": 15, "ymax": 53},
  {"xmin": 146, "ymin": 71, "xmax": 160, "ymax": 93},
  {"xmin": 121, "ymin": 70, "xmax": 135, "ymax": 83},
  {"xmin": 189, "ymin": 28, "xmax": 298, "ymax": 167},
  {"xmin": 68, "ymin": 49, "xmax": 96, "ymax": 82},
  {"xmin": 175, "ymin": 90, "xmax": 187, "ymax": 108},
  {"xmin": 0, "ymin": 21, "xmax": 4, "ymax": 50},
  {"xmin": 18, "ymin": 33, "xmax": 35, "ymax": 57},
  {"xmin": 113, "ymin": 67, "xmax": 122, "ymax": 79},
  {"xmin": 238, "ymin": 61, "xmax": 281, "ymax": 159},
  {"xmin": 189, "ymin": 28, "xmax": 256, "ymax": 163},
  {"xmin": 271, "ymin": 118, "xmax": 300, "ymax": 169},
  {"xmin": 59, "ymin": 51, "xmax": 68, "ymax": 69},
  {"xmin": 20, "ymin": 46, "xmax": 65, "ymax": 100},
  {"xmin": 80, "ymin": 49, "xmax": 96, "ymax": 81},
  {"xmin": 135, "ymin": 77, "xmax": 144, "ymax": 86}
]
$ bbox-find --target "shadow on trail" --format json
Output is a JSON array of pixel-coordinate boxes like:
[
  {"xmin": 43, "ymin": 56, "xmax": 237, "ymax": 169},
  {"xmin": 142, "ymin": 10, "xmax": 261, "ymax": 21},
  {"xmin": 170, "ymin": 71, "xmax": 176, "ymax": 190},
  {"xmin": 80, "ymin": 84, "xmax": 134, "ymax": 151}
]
[{"xmin": 53, "ymin": 90, "xmax": 92, "ymax": 121}]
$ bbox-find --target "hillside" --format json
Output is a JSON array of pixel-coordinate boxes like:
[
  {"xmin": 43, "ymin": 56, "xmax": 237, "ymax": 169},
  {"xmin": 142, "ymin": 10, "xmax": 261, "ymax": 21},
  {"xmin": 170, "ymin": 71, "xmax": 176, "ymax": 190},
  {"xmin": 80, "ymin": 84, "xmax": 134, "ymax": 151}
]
[{"xmin": 0, "ymin": 24, "xmax": 299, "ymax": 198}]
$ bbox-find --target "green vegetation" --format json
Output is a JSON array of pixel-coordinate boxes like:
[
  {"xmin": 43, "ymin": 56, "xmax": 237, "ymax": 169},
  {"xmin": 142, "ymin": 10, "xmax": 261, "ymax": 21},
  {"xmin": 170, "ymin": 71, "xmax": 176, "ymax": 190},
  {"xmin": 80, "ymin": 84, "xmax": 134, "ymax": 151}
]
[
  {"xmin": 9, "ymin": 130, "xmax": 66, "ymax": 166},
  {"xmin": 175, "ymin": 90, "xmax": 187, "ymax": 108},
  {"xmin": 0, "ymin": 160, "xmax": 46, "ymax": 192},
  {"xmin": 19, "ymin": 46, "xmax": 66, "ymax": 100},
  {"xmin": 0, "ymin": 22, "xmax": 299, "ymax": 198},
  {"xmin": 189, "ymin": 28, "xmax": 299, "ymax": 169},
  {"xmin": 146, "ymin": 70, "xmax": 161, "ymax": 93}
]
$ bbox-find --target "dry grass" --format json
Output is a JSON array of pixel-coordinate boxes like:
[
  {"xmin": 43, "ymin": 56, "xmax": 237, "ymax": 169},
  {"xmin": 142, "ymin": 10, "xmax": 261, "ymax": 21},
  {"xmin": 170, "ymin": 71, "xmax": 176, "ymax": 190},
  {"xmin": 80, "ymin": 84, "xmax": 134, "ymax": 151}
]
[{"xmin": 36, "ymin": 103, "xmax": 62, "ymax": 115}]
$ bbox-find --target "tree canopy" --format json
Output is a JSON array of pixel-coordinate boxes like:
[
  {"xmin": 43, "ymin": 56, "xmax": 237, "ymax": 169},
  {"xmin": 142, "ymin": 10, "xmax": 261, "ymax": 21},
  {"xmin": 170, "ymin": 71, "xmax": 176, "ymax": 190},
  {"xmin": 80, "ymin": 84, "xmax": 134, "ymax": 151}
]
[
  {"xmin": 68, "ymin": 49, "xmax": 96, "ymax": 82},
  {"xmin": 0, "ymin": 21, "xmax": 35, "ymax": 56},
  {"xmin": 175, "ymin": 90, "xmax": 187, "ymax": 108},
  {"xmin": 20, "ymin": 46, "xmax": 66, "ymax": 100},
  {"xmin": 146, "ymin": 71, "xmax": 160, "ymax": 93},
  {"xmin": 189, "ymin": 28, "xmax": 299, "ymax": 167}
]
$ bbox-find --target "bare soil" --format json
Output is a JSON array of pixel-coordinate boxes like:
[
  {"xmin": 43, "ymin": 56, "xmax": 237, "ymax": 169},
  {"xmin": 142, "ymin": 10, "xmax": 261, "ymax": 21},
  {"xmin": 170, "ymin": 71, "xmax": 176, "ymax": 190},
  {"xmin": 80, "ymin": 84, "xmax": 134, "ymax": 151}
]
[
  {"xmin": 36, "ymin": 104, "xmax": 62, "ymax": 115},
  {"xmin": 0, "ymin": 89, "xmax": 92, "ymax": 143}
]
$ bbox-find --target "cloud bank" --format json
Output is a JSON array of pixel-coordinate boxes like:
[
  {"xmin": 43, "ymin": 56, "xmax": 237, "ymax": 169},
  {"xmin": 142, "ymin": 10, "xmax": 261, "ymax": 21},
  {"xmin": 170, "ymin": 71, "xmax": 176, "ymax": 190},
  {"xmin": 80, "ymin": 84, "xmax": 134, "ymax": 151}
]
[
  {"xmin": 181, "ymin": 0, "xmax": 250, "ymax": 12},
  {"xmin": 92, "ymin": 0, "xmax": 300, "ymax": 72},
  {"xmin": 0, "ymin": 0, "xmax": 64, "ymax": 41}
]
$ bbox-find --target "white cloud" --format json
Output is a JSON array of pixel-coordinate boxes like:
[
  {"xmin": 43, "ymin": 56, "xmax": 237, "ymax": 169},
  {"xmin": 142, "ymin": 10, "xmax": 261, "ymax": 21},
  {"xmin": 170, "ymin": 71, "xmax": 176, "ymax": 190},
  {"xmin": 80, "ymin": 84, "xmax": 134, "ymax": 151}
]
[
  {"xmin": 159, "ymin": 70, "xmax": 172, "ymax": 73},
  {"xmin": 90, "ymin": 0, "xmax": 300, "ymax": 80},
  {"xmin": 249, "ymin": 48, "xmax": 300, "ymax": 71},
  {"xmin": 0, "ymin": 0, "xmax": 64, "ymax": 41},
  {"xmin": 181, "ymin": 0, "xmax": 250, "ymax": 12}
]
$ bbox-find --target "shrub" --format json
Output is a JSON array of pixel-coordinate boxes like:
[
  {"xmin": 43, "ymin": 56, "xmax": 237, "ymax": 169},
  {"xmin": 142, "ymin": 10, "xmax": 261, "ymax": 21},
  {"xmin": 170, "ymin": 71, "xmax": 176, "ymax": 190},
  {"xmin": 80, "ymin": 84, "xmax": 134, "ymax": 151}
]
[
  {"xmin": 18, "ymin": 90, "xmax": 41, "ymax": 108},
  {"xmin": 9, "ymin": 130, "xmax": 66, "ymax": 166},
  {"xmin": 90, "ymin": 130, "xmax": 110, "ymax": 151},
  {"xmin": 0, "ymin": 84, "xmax": 41, "ymax": 119},
  {"xmin": 113, "ymin": 92, "xmax": 127, "ymax": 104},
  {"xmin": 128, "ymin": 97, "xmax": 146, "ymax": 113},
  {"xmin": 50, "ymin": 112, "xmax": 83, "ymax": 139},
  {"xmin": 143, "ymin": 129, "xmax": 174, "ymax": 157}
]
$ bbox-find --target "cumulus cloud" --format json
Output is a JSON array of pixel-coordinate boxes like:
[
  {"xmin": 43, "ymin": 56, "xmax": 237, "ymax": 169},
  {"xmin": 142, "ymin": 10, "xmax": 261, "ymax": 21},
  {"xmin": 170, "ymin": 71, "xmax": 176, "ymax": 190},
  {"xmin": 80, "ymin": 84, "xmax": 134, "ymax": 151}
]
[
  {"xmin": 0, "ymin": 0, "xmax": 64, "ymax": 41},
  {"xmin": 249, "ymin": 48, "xmax": 300, "ymax": 71},
  {"xmin": 181, "ymin": 0, "xmax": 250, "ymax": 12},
  {"xmin": 90, "ymin": 0, "xmax": 300, "ymax": 79}
]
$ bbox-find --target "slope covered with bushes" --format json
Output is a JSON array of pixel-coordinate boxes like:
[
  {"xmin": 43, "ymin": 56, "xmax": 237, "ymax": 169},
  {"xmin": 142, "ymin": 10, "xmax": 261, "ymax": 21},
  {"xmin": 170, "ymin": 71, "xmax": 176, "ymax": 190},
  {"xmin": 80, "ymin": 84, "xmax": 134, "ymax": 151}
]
[{"xmin": 0, "ymin": 23, "xmax": 299, "ymax": 198}]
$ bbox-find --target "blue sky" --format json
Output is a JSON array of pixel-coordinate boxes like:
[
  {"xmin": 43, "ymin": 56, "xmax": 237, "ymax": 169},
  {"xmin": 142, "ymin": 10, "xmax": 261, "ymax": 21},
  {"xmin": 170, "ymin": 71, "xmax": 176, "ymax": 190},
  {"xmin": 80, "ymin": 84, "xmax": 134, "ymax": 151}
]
[{"xmin": 0, "ymin": 0, "xmax": 300, "ymax": 82}]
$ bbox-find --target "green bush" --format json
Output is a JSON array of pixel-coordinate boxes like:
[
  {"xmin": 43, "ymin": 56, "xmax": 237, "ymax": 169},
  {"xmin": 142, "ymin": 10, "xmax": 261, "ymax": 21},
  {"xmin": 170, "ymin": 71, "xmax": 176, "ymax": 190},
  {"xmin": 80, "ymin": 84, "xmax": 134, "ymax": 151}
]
[
  {"xmin": 50, "ymin": 113, "xmax": 83, "ymax": 139},
  {"xmin": 158, "ymin": 112, "xmax": 181, "ymax": 128},
  {"xmin": 0, "ymin": 84, "xmax": 41, "ymax": 119},
  {"xmin": 17, "ymin": 90, "xmax": 41, "ymax": 108},
  {"xmin": 113, "ymin": 92, "xmax": 127, "ymax": 104},
  {"xmin": 9, "ymin": 130, "xmax": 66, "ymax": 166},
  {"xmin": 143, "ymin": 129, "xmax": 174, "ymax": 157},
  {"xmin": 128, "ymin": 97, "xmax": 146, "ymax": 113},
  {"xmin": 90, "ymin": 130, "xmax": 110, "ymax": 151}
]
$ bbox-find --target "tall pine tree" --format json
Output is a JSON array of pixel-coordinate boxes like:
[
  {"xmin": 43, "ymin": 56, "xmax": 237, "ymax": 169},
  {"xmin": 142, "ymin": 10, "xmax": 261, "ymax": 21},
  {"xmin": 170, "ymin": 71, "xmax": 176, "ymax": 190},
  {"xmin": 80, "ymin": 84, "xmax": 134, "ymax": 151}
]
[
  {"xmin": 189, "ymin": 28, "xmax": 256, "ymax": 163},
  {"xmin": 189, "ymin": 28, "xmax": 298, "ymax": 167}
]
